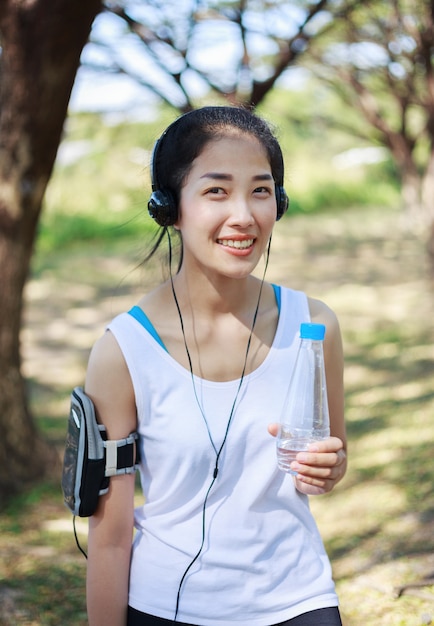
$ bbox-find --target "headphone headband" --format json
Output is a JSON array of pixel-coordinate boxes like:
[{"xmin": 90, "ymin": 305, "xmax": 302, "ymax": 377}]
[{"xmin": 147, "ymin": 112, "xmax": 289, "ymax": 226}]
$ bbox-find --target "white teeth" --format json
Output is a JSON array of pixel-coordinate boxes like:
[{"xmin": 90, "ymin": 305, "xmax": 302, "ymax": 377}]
[{"xmin": 218, "ymin": 239, "xmax": 254, "ymax": 249}]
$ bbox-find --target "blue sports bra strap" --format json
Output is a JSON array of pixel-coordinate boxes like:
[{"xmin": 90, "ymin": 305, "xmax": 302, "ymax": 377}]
[
  {"xmin": 272, "ymin": 283, "xmax": 281, "ymax": 313},
  {"xmin": 128, "ymin": 306, "xmax": 168, "ymax": 352}
]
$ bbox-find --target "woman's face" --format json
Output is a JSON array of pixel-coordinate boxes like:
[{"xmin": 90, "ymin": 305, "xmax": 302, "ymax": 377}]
[{"xmin": 176, "ymin": 132, "xmax": 277, "ymax": 280}]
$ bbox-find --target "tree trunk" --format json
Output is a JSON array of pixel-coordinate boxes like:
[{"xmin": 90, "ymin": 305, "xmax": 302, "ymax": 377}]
[
  {"xmin": 0, "ymin": 0, "xmax": 102, "ymax": 506},
  {"xmin": 387, "ymin": 136, "xmax": 424, "ymax": 223},
  {"xmin": 421, "ymin": 147, "xmax": 434, "ymax": 223},
  {"xmin": 401, "ymin": 167, "xmax": 423, "ymax": 223},
  {"xmin": 422, "ymin": 148, "xmax": 434, "ymax": 278},
  {"xmin": 0, "ymin": 200, "xmax": 48, "ymax": 502}
]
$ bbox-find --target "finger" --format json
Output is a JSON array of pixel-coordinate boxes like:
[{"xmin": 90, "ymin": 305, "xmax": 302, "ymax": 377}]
[
  {"xmin": 294, "ymin": 481, "xmax": 328, "ymax": 496},
  {"xmin": 291, "ymin": 461, "xmax": 335, "ymax": 481},
  {"xmin": 307, "ymin": 437, "xmax": 343, "ymax": 454},
  {"xmin": 294, "ymin": 473, "xmax": 331, "ymax": 495},
  {"xmin": 294, "ymin": 450, "xmax": 339, "ymax": 469},
  {"xmin": 294, "ymin": 460, "xmax": 340, "ymax": 483},
  {"xmin": 267, "ymin": 423, "xmax": 279, "ymax": 437}
]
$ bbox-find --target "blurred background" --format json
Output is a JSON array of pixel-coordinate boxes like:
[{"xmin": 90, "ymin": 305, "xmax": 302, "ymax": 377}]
[{"xmin": 0, "ymin": 2, "xmax": 433, "ymax": 624}]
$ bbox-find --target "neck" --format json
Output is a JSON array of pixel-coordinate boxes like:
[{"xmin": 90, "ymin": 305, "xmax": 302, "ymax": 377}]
[
  {"xmin": 170, "ymin": 266, "xmax": 266, "ymax": 382},
  {"xmin": 173, "ymin": 271, "xmax": 266, "ymax": 317}
]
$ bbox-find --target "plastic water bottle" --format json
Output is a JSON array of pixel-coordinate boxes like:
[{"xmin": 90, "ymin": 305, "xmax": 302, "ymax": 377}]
[{"xmin": 277, "ymin": 323, "xmax": 330, "ymax": 474}]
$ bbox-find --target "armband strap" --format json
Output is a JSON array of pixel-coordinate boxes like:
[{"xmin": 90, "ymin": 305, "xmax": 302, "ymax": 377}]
[{"xmin": 103, "ymin": 432, "xmax": 140, "ymax": 477}]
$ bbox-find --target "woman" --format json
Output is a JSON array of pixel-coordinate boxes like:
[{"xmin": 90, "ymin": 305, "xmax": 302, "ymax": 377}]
[{"xmin": 85, "ymin": 106, "xmax": 347, "ymax": 626}]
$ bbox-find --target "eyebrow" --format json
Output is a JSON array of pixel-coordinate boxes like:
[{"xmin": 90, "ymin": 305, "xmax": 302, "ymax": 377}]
[{"xmin": 200, "ymin": 172, "xmax": 274, "ymax": 181}]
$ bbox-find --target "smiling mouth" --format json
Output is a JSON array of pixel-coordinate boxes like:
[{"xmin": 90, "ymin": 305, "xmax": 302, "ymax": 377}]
[{"xmin": 217, "ymin": 238, "xmax": 254, "ymax": 249}]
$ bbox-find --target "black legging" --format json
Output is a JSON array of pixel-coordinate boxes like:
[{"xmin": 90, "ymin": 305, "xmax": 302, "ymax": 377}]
[{"xmin": 127, "ymin": 606, "xmax": 343, "ymax": 626}]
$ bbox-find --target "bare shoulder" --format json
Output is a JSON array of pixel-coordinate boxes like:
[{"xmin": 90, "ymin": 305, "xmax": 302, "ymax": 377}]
[
  {"xmin": 86, "ymin": 330, "xmax": 129, "ymax": 387},
  {"xmin": 85, "ymin": 330, "xmax": 137, "ymax": 438},
  {"xmin": 308, "ymin": 296, "xmax": 340, "ymax": 334},
  {"xmin": 308, "ymin": 296, "xmax": 343, "ymax": 360}
]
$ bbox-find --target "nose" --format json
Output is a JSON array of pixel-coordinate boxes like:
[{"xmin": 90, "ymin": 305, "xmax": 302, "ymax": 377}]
[{"xmin": 227, "ymin": 194, "xmax": 254, "ymax": 227}]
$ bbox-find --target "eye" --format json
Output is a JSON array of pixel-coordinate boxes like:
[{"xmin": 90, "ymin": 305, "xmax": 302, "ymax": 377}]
[
  {"xmin": 253, "ymin": 186, "xmax": 272, "ymax": 196},
  {"xmin": 205, "ymin": 186, "xmax": 226, "ymax": 196}
]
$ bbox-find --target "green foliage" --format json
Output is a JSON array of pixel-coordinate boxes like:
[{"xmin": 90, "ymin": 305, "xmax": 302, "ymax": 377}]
[
  {"xmin": 259, "ymin": 89, "xmax": 400, "ymax": 213},
  {"xmin": 289, "ymin": 176, "xmax": 399, "ymax": 214},
  {"xmin": 298, "ymin": 0, "xmax": 434, "ymax": 185},
  {"xmin": 37, "ymin": 210, "xmax": 149, "ymax": 251},
  {"xmin": 39, "ymin": 111, "xmax": 160, "ymax": 253}
]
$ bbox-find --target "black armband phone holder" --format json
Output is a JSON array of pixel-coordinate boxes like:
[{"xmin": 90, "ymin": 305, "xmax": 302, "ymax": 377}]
[{"xmin": 61, "ymin": 386, "xmax": 140, "ymax": 518}]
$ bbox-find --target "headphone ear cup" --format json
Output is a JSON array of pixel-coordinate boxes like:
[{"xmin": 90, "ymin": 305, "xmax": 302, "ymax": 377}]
[
  {"xmin": 275, "ymin": 185, "xmax": 289, "ymax": 221},
  {"xmin": 148, "ymin": 189, "xmax": 178, "ymax": 227}
]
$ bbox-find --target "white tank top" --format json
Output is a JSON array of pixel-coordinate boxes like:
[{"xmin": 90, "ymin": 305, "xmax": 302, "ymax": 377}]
[{"xmin": 108, "ymin": 286, "xmax": 338, "ymax": 625}]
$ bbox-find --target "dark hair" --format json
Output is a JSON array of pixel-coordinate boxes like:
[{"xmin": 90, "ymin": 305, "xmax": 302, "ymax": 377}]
[
  {"xmin": 152, "ymin": 106, "xmax": 285, "ymax": 205},
  {"xmin": 144, "ymin": 106, "xmax": 285, "ymax": 268}
]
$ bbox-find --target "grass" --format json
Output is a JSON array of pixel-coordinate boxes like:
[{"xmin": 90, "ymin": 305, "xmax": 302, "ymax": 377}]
[
  {"xmin": 0, "ymin": 482, "xmax": 88, "ymax": 625},
  {"xmin": 3, "ymin": 203, "xmax": 433, "ymax": 624}
]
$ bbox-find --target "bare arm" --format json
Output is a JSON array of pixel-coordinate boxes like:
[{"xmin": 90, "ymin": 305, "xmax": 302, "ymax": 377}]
[{"xmin": 85, "ymin": 330, "xmax": 138, "ymax": 626}]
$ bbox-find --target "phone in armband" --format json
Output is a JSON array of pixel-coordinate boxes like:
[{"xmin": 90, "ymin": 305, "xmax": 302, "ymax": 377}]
[{"xmin": 61, "ymin": 386, "xmax": 140, "ymax": 556}]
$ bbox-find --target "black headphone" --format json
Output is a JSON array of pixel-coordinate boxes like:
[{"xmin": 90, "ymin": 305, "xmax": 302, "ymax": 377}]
[
  {"xmin": 147, "ymin": 133, "xmax": 179, "ymax": 227},
  {"xmin": 148, "ymin": 118, "xmax": 289, "ymax": 227}
]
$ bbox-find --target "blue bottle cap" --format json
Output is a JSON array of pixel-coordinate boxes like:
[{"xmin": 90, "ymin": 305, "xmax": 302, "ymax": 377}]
[{"xmin": 300, "ymin": 323, "xmax": 326, "ymax": 340}]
